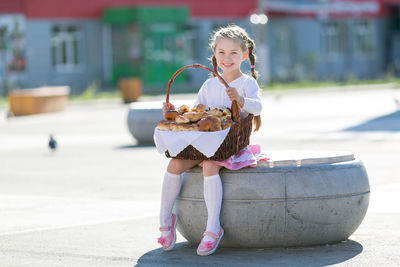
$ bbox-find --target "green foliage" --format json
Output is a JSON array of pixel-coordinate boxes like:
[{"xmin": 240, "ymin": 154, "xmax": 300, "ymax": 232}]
[
  {"xmin": 0, "ymin": 96, "xmax": 7, "ymax": 107},
  {"xmin": 81, "ymin": 81, "xmax": 98, "ymax": 99},
  {"xmin": 1, "ymin": 78, "xmax": 399, "ymax": 107},
  {"xmin": 68, "ymin": 81, "xmax": 120, "ymax": 101}
]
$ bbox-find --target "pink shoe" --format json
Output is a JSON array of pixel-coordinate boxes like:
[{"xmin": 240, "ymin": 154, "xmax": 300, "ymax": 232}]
[
  {"xmin": 196, "ymin": 227, "xmax": 224, "ymax": 256},
  {"xmin": 157, "ymin": 214, "xmax": 177, "ymax": 251}
]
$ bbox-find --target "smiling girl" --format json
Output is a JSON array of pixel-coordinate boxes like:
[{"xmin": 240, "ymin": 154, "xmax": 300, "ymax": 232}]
[{"xmin": 158, "ymin": 25, "xmax": 263, "ymax": 256}]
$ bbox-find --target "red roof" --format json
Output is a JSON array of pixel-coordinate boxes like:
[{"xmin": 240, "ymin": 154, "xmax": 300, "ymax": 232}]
[
  {"xmin": 2, "ymin": 0, "xmax": 398, "ymax": 19},
  {"xmin": 0, "ymin": 0, "xmax": 23, "ymax": 14},
  {"xmin": 264, "ymin": 0, "xmax": 400, "ymax": 18},
  {"xmin": 381, "ymin": 0, "xmax": 400, "ymax": 4},
  {"xmin": 1, "ymin": 0, "xmax": 257, "ymax": 19}
]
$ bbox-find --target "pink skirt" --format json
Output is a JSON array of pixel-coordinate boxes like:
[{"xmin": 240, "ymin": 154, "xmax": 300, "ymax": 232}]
[{"xmin": 200, "ymin": 144, "xmax": 269, "ymax": 170}]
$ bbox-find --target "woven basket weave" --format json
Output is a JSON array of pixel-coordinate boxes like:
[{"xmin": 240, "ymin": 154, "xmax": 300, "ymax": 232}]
[{"xmin": 164, "ymin": 64, "xmax": 253, "ymax": 161}]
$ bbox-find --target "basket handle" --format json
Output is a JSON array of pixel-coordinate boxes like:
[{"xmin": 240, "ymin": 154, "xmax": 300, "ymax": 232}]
[{"xmin": 166, "ymin": 64, "xmax": 240, "ymax": 123}]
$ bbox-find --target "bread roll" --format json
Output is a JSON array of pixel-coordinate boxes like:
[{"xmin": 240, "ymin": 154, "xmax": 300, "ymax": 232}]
[
  {"xmin": 221, "ymin": 118, "xmax": 233, "ymax": 130},
  {"xmin": 222, "ymin": 108, "xmax": 231, "ymax": 117},
  {"xmin": 198, "ymin": 115, "xmax": 222, "ymax": 132},
  {"xmin": 207, "ymin": 108, "xmax": 223, "ymax": 117},
  {"xmin": 175, "ymin": 115, "xmax": 190, "ymax": 124},
  {"xmin": 183, "ymin": 111, "xmax": 204, "ymax": 122},
  {"xmin": 191, "ymin": 104, "xmax": 206, "ymax": 113},
  {"xmin": 171, "ymin": 123, "xmax": 188, "ymax": 132},
  {"xmin": 189, "ymin": 123, "xmax": 200, "ymax": 131},
  {"xmin": 170, "ymin": 122, "xmax": 180, "ymax": 132},
  {"xmin": 171, "ymin": 122, "xmax": 199, "ymax": 132},
  {"xmin": 164, "ymin": 110, "xmax": 179, "ymax": 121},
  {"xmin": 223, "ymin": 114, "xmax": 232, "ymax": 120},
  {"xmin": 157, "ymin": 120, "xmax": 173, "ymax": 131},
  {"xmin": 178, "ymin": 104, "xmax": 190, "ymax": 113}
]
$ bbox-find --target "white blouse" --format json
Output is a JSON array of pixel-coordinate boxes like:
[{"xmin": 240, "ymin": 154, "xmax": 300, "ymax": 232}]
[{"xmin": 194, "ymin": 74, "xmax": 262, "ymax": 116}]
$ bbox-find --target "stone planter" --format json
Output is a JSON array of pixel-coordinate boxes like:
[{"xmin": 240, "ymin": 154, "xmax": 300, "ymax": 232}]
[
  {"xmin": 174, "ymin": 151, "xmax": 370, "ymax": 248},
  {"xmin": 8, "ymin": 86, "xmax": 70, "ymax": 116},
  {"xmin": 127, "ymin": 100, "xmax": 191, "ymax": 144},
  {"xmin": 127, "ymin": 103, "xmax": 164, "ymax": 144}
]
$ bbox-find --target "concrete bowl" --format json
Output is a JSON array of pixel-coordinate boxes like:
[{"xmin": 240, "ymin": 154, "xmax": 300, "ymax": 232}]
[
  {"xmin": 174, "ymin": 154, "xmax": 369, "ymax": 248},
  {"xmin": 127, "ymin": 106, "xmax": 163, "ymax": 144},
  {"xmin": 127, "ymin": 100, "xmax": 191, "ymax": 144}
]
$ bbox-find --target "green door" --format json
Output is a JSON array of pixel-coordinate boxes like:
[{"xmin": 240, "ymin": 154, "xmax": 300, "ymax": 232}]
[
  {"xmin": 142, "ymin": 23, "xmax": 186, "ymax": 84},
  {"xmin": 103, "ymin": 6, "xmax": 188, "ymax": 87},
  {"xmin": 110, "ymin": 23, "xmax": 141, "ymax": 84}
]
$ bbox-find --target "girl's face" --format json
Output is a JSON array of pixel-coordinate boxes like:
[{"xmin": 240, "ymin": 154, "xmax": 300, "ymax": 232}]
[{"xmin": 214, "ymin": 38, "xmax": 248, "ymax": 76}]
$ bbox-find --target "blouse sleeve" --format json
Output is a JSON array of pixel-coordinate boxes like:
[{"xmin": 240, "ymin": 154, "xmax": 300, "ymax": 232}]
[{"xmin": 242, "ymin": 77, "xmax": 262, "ymax": 116}]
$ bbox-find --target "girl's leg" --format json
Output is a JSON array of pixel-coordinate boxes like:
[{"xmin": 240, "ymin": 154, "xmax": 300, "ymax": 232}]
[
  {"xmin": 202, "ymin": 161, "xmax": 223, "ymax": 242},
  {"xmin": 160, "ymin": 159, "xmax": 201, "ymax": 238}
]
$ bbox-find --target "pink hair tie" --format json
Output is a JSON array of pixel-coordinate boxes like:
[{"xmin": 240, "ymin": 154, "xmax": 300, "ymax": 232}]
[
  {"xmin": 250, "ymin": 65, "xmax": 255, "ymax": 69},
  {"xmin": 214, "ymin": 66, "xmax": 218, "ymax": 71},
  {"xmin": 249, "ymin": 50, "xmax": 253, "ymax": 53}
]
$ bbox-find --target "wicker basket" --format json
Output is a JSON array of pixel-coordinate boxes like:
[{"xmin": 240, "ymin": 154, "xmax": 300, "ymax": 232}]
[{"xmin": 164, "ymin": 64, "xmax": 253, "ymax": 161}]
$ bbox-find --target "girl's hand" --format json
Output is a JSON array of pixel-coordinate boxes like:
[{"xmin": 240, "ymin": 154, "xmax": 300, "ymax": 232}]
[
  {"xmin": 163, "ymin": 102, "xmax": 175, "ymax": 116},
  {"xmin": 226, "ymin": 87, "xmax": 244, "ymax": 108}
]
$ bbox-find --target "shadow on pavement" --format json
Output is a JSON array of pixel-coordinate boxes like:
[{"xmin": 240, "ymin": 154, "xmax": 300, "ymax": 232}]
[
  {"xmin": 115, "ymin": 143, "xmax": 155, "ymax": 149},
  {"xmin": 136, "ymin": 240, "xmax": 363, "ymax": 266},
  {"xmin": 344, "ymin": 111, "xmax": 400, "ymax": 132}
]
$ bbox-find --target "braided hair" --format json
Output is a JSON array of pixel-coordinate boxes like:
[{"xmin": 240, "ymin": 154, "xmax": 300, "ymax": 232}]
[{"xmin": 209, "ymin": 25, "xmax": 262, "ymax": 131}]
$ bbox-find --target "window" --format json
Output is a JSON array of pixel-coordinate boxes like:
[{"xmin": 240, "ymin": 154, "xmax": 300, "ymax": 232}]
[
  {"xmin": 272, "ymin": 24, "xmax": 294, "ymax": 80},
  {"xmin": 274, "ymin": 25, "xmax": 292, "ymax": 66},
  {"xmin": 111, "ymin": 24, "xmax": 141, "ymax": 65},
  {"xmin": 51, "ymin": 25, "xmax": 82, "ymax": 71},
  {"xmin": 181, "ymin": 25, "xmax": 198, "ymax": 64},
  {"xmin": 354, "ymin": 20, "xmax": 375, "ymax": 57},
  {"xmin": 323, "ymin": 22, "xmax": 343, "ymax": 60}
]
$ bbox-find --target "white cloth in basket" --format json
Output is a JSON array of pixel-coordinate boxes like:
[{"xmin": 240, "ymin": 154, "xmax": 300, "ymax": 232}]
[{"xmin": 153, "ymin": 127, "xmax": 231, "ymax": 157}]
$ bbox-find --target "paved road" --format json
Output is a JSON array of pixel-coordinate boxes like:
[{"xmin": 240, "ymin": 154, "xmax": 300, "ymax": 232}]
[{"xmin": 0, "ymin": 86, "xmax": 400, "ymax": 266}]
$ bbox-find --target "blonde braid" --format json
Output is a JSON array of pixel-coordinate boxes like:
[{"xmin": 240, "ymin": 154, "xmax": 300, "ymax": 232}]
[
  {"xmin": 212, "ymin": 55, "xmax": 218, "ymax": 76},
  {"xmin": 247, "ymin": 39, "xmax": 259, "ymax": 80},
  {"xmin": 245, "ymin": 36, "xmax": 261, "ymax": 131}
]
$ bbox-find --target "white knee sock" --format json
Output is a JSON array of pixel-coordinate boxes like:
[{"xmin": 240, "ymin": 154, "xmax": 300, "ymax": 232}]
[
  {"xmin": 203, "ymin": 174, "xmax": 223, "ymax": 242},
  {"xmin": 159, "ymin": 171, "xmax": 182, "ymax": 237}
]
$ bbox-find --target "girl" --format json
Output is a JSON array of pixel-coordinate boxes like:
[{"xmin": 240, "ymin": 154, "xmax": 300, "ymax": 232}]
[{"xmin": 158, "ymin": 25, "xmax": 263, "ymax": 256}]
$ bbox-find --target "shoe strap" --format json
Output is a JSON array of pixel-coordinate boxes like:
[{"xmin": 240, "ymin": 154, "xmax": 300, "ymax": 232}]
[
  {"xmin": 203, "ymin": 231, "xmax": 219, "ymax": 240},
  {"xmin": 159, "ymin": 226, "xmax": 170, "ymax": 232},
  {"xmin": 159, "ymin": 213, "xmax": 176, "ymax": 232}
]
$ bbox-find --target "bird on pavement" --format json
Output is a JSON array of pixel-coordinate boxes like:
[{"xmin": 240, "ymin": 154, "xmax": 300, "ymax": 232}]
[
  {"xmin": 48, "ymin": 134, "xmax": 57, "ymax": 152},
  {"xmin": 6, "ymin": 109, "xmax": 14, "ymax": 119},
  {"xmin": 394, "ymin": 96, "xmax": 400, "ymax": 110}
]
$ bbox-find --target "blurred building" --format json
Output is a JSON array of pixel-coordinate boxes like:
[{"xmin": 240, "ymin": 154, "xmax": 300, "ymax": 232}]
[
  {"xmin": 263, "ymin": 0, "xmax": 400, "ymax": 82},
  {"xmin": 0, "ymin": 0, "xmax": 256, "ymax": 95},
  {"xmin": 0, "ymin": 0, "xmax": 399, "ymax": 95}
]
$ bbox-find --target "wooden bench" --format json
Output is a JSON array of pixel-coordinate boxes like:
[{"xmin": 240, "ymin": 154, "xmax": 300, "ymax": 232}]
[
  {"xmin": 8, "ymin": 86, "xmax": 70, "ymax": 116},
  {"xmin": 174, "ymin": 151, "xmax": 370, "ymax": 248}
]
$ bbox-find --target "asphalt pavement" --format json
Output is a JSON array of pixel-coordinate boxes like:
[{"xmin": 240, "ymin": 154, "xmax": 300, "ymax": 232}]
[{"xmin": 0, "ymin": 84, "xmax": 400, "ymax": 266}]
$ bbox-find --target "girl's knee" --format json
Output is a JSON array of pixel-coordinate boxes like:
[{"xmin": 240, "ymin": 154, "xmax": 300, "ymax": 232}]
[
  {"xmin": 167, "ymin": 159, "xmax": 184, "ymax": 175},
  {"xmin": 167, "ymin": 159, "xmax": 201, "ymax": 175},
  {"xmin": 202, "ymin": 161, "xmax": 221, "ymax": 177}
]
